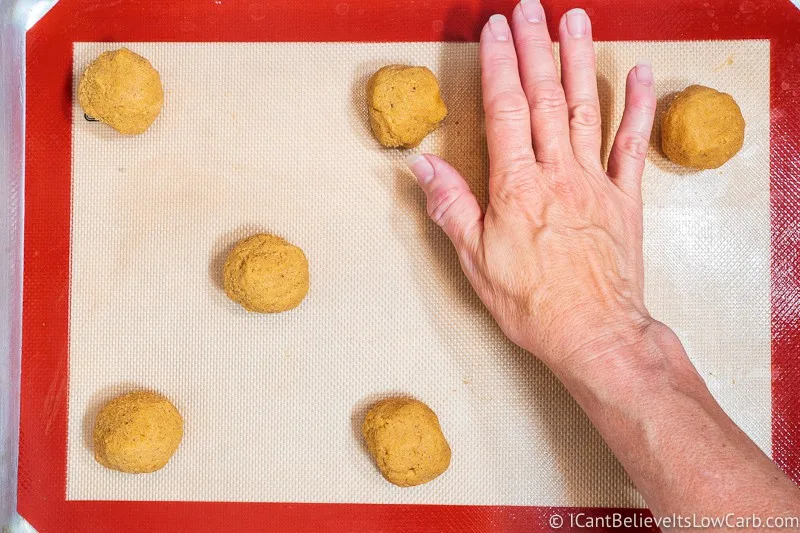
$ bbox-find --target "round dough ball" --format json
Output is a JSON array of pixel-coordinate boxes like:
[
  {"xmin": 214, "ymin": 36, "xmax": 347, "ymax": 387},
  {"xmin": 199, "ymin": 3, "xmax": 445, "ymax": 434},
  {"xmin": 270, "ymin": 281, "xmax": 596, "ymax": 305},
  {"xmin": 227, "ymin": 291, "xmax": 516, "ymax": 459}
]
[
  {"xmin": 78, "ymin": 48, "xmax": 164, "ymax": 135},
  {"xmin": 661, "ymin": 85, "xmax": 745, "ymax": 170},
  {"xmin": 223, "ymin": 233, "xmax": 309, "ymax": 313},
  {"xmin": 367, "ymin": 65, "xmax": 448, "ymax": 149},
  {"xmin": 361, "ymin": 398, "xmax": 451, "ymax": 487},
  {"xmin": 93, "ymin": 391, "xmax": 183, "ymax": 474}
]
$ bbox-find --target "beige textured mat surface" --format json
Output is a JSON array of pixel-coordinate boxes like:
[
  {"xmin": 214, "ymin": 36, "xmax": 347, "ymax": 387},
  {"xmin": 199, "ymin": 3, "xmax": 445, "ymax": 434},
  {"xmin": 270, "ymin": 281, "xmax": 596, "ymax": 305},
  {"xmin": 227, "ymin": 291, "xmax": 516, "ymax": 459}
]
[{"xmin": 67, "ymin": 41, "xmax": 770, "ymax": 506}]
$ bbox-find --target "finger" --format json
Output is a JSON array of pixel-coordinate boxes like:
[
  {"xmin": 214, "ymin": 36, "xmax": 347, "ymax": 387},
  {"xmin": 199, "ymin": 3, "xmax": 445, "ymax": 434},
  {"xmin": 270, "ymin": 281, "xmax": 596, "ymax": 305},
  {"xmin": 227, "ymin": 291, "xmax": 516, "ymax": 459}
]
[
  {"xmin": 510, "ymin": 0, "xmax": 571, "ymax": 166},
  {"xmin": 480, "ymin": 14, "xmax": 536, "ymax": 191},
  {"xmin": 608, "ymin": 62, "xmax": 656, "ymax": 197},
  {"xmin": 406, "ymin": 154, "xmax": 484, "ymax": 260},
  {"xmin": 559, "ymin": 8, "xmax": 602, "ymax": 171}
]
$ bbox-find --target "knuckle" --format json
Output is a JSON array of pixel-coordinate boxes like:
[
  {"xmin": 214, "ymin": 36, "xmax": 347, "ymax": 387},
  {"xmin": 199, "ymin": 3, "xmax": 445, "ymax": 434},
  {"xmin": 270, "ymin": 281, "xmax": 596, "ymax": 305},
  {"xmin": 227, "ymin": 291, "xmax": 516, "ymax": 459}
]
[
  {"xmin": 630, "ymin": 95, "xmax": 656, "ymax": 114},
  {"xmin": 494, "ymin": 155, "xmax": 537, "ymax": 179},
  {"xmin": 485, "ymin": 90, "xmax": 530, "ymax": 123},
  {"xmin": 427, "ymin": 186, "xmax": 463, "ymax": 226},
  {"xmin": 543, "ymin": 161, "xmax": 586, "ymax": 201},
  {"xmin": 566, "ymin": 54, "xmax": 596, "ymax": 73},
  {"xmin": 515, "ymin": 32, "xmax": 554, "ymax": 54},
  {"xmin": 618, "ymin": 132, "xmax": 650, "ymax": 159},
  {"xmin": 491, "ymin": 160, "xmax": 539, "ymax": 203},
  {"xmin": 529, "ymin": 83, "xmax": 567, "ymax": 114},
  {"xmin": 494, "ymin": 52, "xmax": 517, "ymax": 65},
  {"xmin": 493, "ymin": 179, "xmax": 538, "ymax": 206},
  {"xmin": 485, "ymin": 52, "xmax": 518, "ymax": 73},
  {"xmin": 552, "ymin": 173, "xmax": 580, "ymax": 198},
  {"xmin": 552, "ymin": 168, "xmax": 579, "ymax": 200},
  {"xmin": 569, "ymin": 102, "xmax": 601, "ymax": 130}
]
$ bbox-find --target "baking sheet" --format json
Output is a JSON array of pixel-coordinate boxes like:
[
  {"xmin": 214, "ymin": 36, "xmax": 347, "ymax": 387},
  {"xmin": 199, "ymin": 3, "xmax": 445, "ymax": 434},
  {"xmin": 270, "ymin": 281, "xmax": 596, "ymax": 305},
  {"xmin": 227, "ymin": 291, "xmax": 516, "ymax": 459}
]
[{"xmin": 66, "ymin": 40, "xmax": 770, "ymax": 506}]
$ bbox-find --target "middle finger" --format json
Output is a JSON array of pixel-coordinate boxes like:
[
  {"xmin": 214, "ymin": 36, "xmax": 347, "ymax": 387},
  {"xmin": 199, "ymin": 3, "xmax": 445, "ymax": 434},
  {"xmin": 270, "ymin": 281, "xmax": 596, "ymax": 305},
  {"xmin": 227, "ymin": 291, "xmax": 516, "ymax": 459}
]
[{"xmin": 511, "ymin": 0, "xmax": 572, "ymax": 166}]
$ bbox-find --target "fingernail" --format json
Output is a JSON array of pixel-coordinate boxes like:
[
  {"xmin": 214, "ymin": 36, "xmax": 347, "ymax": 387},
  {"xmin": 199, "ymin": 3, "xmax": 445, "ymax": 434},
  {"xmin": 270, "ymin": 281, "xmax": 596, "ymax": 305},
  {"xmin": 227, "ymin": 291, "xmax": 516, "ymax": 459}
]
[
  {"xmin": 406, "ymin": 154, "xmax": 435, "ymax": 185},
  {"xmin": 566, "ymin": 8, "xmax": 587, "ymax": 38},
  {"xmin": 635, "ymin": 59, "xmax": 653, "ymax": 86},
  {"xmin": 520, "ymin": 0, "xmax": 544, "ymax": 23},
  {"xmin": 488, "ymin": 14, "xmax": 511, "ymax": 41}
]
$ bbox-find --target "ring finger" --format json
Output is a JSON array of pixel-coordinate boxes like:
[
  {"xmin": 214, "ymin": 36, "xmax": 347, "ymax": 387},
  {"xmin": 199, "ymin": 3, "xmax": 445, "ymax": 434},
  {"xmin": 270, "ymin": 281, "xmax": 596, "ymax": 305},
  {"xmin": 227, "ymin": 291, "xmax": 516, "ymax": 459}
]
[{"xmin": 559, "ymin": 8, "xmax": 603, "ymax": 172}]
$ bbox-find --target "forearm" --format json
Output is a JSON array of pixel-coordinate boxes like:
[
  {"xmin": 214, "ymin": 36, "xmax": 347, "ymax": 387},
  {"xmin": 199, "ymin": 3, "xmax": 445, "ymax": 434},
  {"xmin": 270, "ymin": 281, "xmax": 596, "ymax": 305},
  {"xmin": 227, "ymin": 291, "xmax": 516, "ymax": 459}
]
[{"xmin": 552, "ymin": 321, "xmax": 800, "ymax": 524}]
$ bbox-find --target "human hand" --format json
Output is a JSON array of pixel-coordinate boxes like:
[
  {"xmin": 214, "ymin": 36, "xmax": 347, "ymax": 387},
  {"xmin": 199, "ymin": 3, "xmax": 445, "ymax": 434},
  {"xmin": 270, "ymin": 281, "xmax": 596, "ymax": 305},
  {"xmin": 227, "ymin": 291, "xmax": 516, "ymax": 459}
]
[{"xmin": 406, "ymin": 3, "xmax": 657, "ymax": 370}]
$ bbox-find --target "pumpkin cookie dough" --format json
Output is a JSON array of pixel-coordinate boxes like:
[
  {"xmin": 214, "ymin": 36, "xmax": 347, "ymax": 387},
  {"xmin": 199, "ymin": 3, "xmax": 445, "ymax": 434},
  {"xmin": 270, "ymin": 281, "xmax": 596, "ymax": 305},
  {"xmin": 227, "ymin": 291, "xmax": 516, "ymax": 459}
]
[
  {"xmin": 78, "ymin": 48, "xmax": 164, "ymax": 135},
  {"xmin": 93, "ymin": 391, "xmax": 183, "ymax": 474},
  {"xmin": 362, "ymin": 398, "xmax": 451, "ymax": 487},
  {"xmin": 661, "ymin": 85, "xmax": 745, "ymax": 170},
  {"xmin": 223, "ymin": 233, "xmax": 309, "ymax": 313},
  {"xmin": 367, "ymin": 65, "xmax": 447, "ymax": 149}
]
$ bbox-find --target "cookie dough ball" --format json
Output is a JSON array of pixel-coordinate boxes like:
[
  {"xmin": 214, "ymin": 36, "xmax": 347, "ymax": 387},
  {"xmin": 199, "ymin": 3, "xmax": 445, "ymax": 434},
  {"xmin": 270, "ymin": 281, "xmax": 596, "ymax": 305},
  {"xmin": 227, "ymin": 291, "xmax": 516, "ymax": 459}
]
[
  {"xmin": 367, "ymin": 65, "xmax": 447, "ymax": 148},
  {"xmin": 93, "ymin": 391, "xmax": 183, "ymax": 474},
  {"xmin": 661, "ymin": 85, "xmax": 745, "ymax": 169},
  {"xmin": 362, "ymin": 398, "xmax": 451, "ymax": 487},
  {"xmin": 78, "ymin": 48, "xmax": 164, "ymax": 135},
  {"xmin": 223, "ymin": 233, "xmax": 309, "ymax": 313}
]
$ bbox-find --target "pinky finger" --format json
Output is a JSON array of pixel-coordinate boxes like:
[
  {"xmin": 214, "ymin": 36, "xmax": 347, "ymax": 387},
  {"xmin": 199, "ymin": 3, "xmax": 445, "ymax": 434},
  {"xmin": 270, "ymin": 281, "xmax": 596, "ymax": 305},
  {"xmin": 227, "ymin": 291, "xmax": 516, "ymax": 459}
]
[{"xmin": 607, "ymin": 61, "xmax": 657, "ymax": 198}]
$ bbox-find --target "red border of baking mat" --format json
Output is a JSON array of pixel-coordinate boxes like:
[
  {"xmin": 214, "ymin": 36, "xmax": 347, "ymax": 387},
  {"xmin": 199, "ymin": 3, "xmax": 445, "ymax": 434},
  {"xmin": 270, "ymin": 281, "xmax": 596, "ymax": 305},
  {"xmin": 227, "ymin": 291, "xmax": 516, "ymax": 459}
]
[{"xmin": 20, "ymin": 0, "xmax": 800, "ymax": 531}]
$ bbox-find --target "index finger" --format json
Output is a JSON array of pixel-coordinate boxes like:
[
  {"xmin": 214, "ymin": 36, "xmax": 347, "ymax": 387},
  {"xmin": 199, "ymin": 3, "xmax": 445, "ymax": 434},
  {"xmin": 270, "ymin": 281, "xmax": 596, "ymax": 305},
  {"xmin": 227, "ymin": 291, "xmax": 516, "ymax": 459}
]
[{"xmin": 481, "ymin": 15, "xmax": 536, "ymax": 193}]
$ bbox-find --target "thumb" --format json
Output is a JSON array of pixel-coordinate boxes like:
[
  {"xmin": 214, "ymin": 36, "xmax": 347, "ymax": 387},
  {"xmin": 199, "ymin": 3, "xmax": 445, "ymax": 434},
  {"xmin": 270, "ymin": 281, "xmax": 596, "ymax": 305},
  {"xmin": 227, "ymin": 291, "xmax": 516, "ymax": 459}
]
[{"xmin": 406, "ymin": 154, "xmax": 483, "ymax": 261}]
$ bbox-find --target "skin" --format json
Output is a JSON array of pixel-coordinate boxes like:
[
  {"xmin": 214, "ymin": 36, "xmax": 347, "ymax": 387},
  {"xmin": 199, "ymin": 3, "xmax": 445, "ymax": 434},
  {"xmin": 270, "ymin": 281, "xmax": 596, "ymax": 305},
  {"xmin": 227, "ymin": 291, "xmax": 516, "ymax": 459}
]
[{"xmin": 405, "ymin": 2, "xmax": 800, "ymax": 530}]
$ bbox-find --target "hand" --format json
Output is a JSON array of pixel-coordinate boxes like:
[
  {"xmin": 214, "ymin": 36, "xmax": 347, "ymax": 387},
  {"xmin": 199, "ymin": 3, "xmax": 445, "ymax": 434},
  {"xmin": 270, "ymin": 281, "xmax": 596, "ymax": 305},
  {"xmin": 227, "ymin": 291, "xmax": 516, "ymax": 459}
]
[{"xmin": 406, "ymin": 3, "xmax": 657, "ymax": 370}]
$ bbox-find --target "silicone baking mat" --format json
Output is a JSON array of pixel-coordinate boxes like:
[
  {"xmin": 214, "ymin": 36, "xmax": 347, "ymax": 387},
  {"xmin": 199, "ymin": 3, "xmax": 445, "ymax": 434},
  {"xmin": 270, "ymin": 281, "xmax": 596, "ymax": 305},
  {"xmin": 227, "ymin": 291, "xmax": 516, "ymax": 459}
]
[
  {"xmin": 20, "ymin": 0, "xmax": 800, "ymax": 532},
  {"xmin": 65, "ymin": 39, "xmax": 771, "ymax": 505}
]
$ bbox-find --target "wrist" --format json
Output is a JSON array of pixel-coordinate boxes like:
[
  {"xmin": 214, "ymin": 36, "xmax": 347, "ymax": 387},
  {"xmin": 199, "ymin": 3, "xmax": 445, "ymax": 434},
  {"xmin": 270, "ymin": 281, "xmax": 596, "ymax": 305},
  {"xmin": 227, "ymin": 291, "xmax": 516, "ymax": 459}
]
[{"xmin": 550, "ymin": 319, "xmax": 700, "ymax": 404}]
